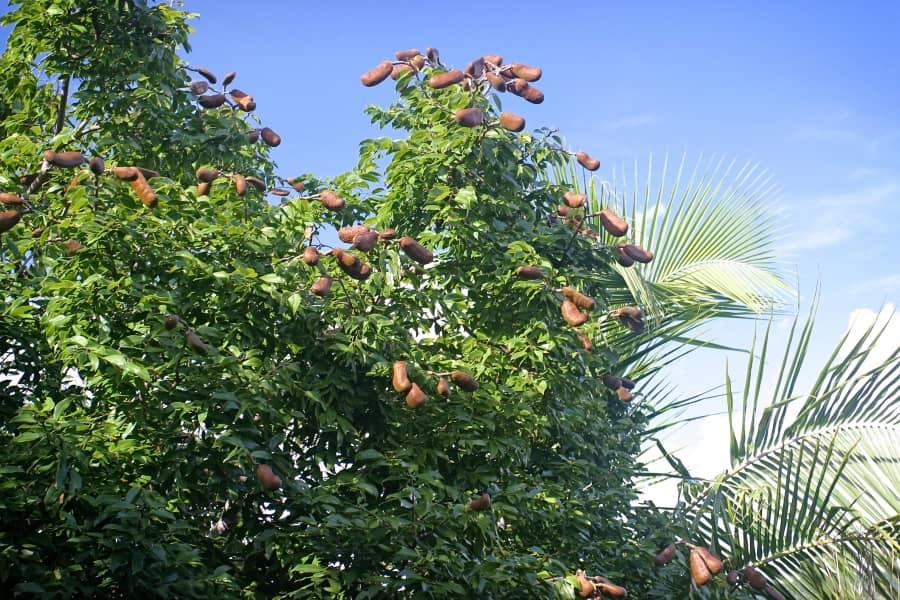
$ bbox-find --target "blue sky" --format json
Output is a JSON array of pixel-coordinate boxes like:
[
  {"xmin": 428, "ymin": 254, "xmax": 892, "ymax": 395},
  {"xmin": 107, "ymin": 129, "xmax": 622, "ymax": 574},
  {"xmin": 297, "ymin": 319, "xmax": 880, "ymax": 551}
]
[{"xmin": 3, "ymin": 1, "xmax": 899, "ymax": 497}]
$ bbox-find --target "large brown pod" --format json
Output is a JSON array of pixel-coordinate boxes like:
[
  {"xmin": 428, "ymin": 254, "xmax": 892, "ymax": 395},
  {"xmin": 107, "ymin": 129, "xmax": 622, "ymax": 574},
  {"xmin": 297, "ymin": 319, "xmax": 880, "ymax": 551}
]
[
  {"xmin": 427, "ymin": 69, "xmax": 465, "ymax": 89},
  {"xmin": 436, "ymin": 377, "xmax": 451, "ymax": 398},
  {"xmin": 288, "ymin": 178, "xmax": 305, "ymax": 193},
  {"xmin": 255, "ymin": 464, "xmax": 282, "ymax": 491},
  {"xmin": 726, "ymin": 570, "xmax": 742, "ymax": 585},
  {"xmin": 454, "ymin": 108, "xmax": 484, "ymax": 128},
  {"xmin": 468, "ymin": 493, "xmax": 491, "ymax": 511},
  {"xmin": 260, "ymin": 127, "xmax": 281, "ymax": 147},
  {"xmin": 399, "ymin": 236, "xmax": 433, "ymax": 265},
  {"xmin": 361, "ymin": 60, "xmax": 394, "ymax": 87},
  {"xmin": 576, "ymin": 151, "xmax": 601, "ymax": 171},
  {"xmin": 247, "ymin": 129, "xmax": 261, "ymax": 144},
  {"xmin": 311, "ymin": 275, "xmax": 332, "ymax": 297},
  {"xmin": 196, "ymin": 181, "xmax": 211, "ymax": 197},
  {"xmin": 621, "ymin": 243, "xmax": 653, "ymax": 263},
  {"xmin": 222, "ymin": 70, "xmax": 236, "ymax": 86},
  {"xmin": 245, "ymin": 176, "xmax": 266, "ymax": 192},
  {"xmin": 655, "ymin": 543, "xmax": 677, "ymax": 566},
  {"xmin": 332, "ymin": 248, "xmax": 371, "ymax": 280},
  {"xmin": 577, "ymin": 332, "xmax": 593, "ymax": 352},
  {"xmin": 522, "ymin": 86, "xmax": 544, "ymax": 104},
  {"xmin": 196, "ymin": 167, "xmax": 220, "ymax": 183},
  {"xmin": 111, "ymin": 166, "xmax": 139, "ymax": 181},
  {"xmin": 485, "ymin": 72, "xmax": 506, "ymax": 91},
  {"xmin": 405, "ymin": 383, "xmax": 427, "ymax": 408},
  {"xmin": 450, "ymin": 370, "xmax": 478, "ymax": 392},
  {"xmin": 378, "ymin": 228, "xmax": 397, "ymax": 240},
  {"xmin": 616, "ymin": 386, "xmax": 633, "ymax": 402},
  {"xmin": 576, "ymin": 572, "xmax": 595, "ymax": 598},
  {"xmin": 561, "ymin": 287, "xmax": 595, "ymax": 310},
  {"xmin": 269, "ymin": 187, "xmax": 291, "ymax": 197},
  {"xmin": 62, "ymin": 239, "xmax": 82, "ymax": 256},
  {"xmin": 620, "ymin": 377, "xmax": 635, "ymax": 390},
  {"xmin": 229, "ymin": 88, "xmax": 249, "ymax": 99},
  {"xmin": 129, "ymin": 171, "xmax": 157, "ymax": 207},
  {"xmin": 0, "ymin": 210, "xmax": 22, "ymax": 233},
  {"xmin": 509, "ymin": 63, "xmax": 542, "ymax": 82},
  {"xmin": 515, "ymin": 266, "xmax": 544, "ymax": 279},
  {"xmin": 185, "ymin": 330, "xmax": 210, "ymax": 356},
  {"xmin": 599, "ymin": 208, "xmax": 628, "ymax": 237},
  {"xmin": 395, "ymin": 48, "xmax": 420, "ymax": 61},
  {"xmin": 391, "ymin": 64, "xmax": 413, "ymax": 80},
  {"xmin": 483, "ymin": 54, "xmax": 503, "ymax": 66},
  {"xmin": 614, "ymin": 245, "xmax": 635, "ymax": 267},
  {"xmin": 137, "ymin": 167, "xmax": 160, "ymax": 180},
  {"xmin": 302, "ymin": 246, "xmax": 319, "ymax": 265},
  {"xmin": 189, "ymin": 80, "xmax": 209, "ymax": 95},
  {"xmin": 409, "ymin": 55, "xmax": 426, "ymax": 70},
  {"xmin": 563, "ymin": 191, "xmax": 586, "ymax": 208},
  {"xmin": 236, "ymin": 95, "xmax": 256, "ymax": 112},
  {"xmin": 45, "ymin": 150, "xmax": 85, "ymax": 168},
  {"xmin": 498, "ymin": 112, "xmax": 525, "ymax": 132},
  {"xmin": 465, "ymin": 56, "xmax": 485, "ymax": 78},
  {"xmin": 89, "ymin": 156, "xmax": 105, "ymax": 176},
  {"xmin": 198, "ymin": 93, "xmax": 226, "ymax": 108},
  {"xmin": 507, "ymin": 78, "xmax": 530, "ymax": 95},
  {"xmin": 0, "ymin": 193, "xmax": 23, "ymax": 205},
  {"xmin": 164, "ymin": 314, "xmax": 180, "ymax": 330},
  {"xmin": 742, "ymin": 567, "xmax": 767, "ymax": 591},
  {"xmin": 318, "ymin": 190, "xmax": 345, "ymax": 211},
  {"xmin": 233, "ymin": 174, "xmax": 247, "ymax": 196},
  {"xmin": 696, "ymin": 546, "xmax": 723, "ymax": 575},
  {"xmin": 762, "ymin": 584, "xmax": 786, "ymax": 600},
  {"xmin": 425, "ymin": 47, "xmax": 440, "ymax": 64},
  {"xmin": 689, "ymin": 548, "xmax": 712, "ymax": 586},
  {"xmin": 196, "ymin": 67, "xmax": 217, "ymax": 84},
  {"xmin": 353, "ymin": 230, "xmax": 379, "ymax": 252},
  {"xmin": 602, "ymin": 374, "xmax": 622, "ymax": 390},
  {"xmin": 557, "ymin": 205, "xmax": 571, "ymax": 217},
  {"xmin": 392, "ymin": 361, "xmax": 412, "ymax": 393},
  {"xmin": 338, "ymin": 225, "xmax": 372, "ymax": 244},
  {"xmin": 561, "ymin": 299, "xmax": 589, "ymax": 327},
  {"xmin": 596, "ymin": 581, "xmax": 627, "ymax": 598}
]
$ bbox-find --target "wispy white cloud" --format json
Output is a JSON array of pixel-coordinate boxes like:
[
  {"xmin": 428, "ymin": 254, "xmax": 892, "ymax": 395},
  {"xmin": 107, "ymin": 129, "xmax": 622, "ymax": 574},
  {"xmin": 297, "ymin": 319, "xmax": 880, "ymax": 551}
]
[
  {"xmin": 601, "ymin": 114, "xmax": 656, "ymax": 132},
  {"xmin": 788, "ymin": 127, "xmax": 900, "ymax": 155}
]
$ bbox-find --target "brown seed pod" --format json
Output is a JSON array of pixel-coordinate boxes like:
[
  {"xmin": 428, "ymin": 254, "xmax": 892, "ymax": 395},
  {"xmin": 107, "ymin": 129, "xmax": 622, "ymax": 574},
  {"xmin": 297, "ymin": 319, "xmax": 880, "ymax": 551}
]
[
  {"xmin": 378, "ymin": 228, "xmax": 397, "ymax": 240},
  {"xmin": 655, "ymin": 543, "xmax": 677, "ymax": 566},
  {"xmin": 360, "ymin": 60, "xmax": 394, "ymax": 87},
  {"xmin": 743, "ymin": 567, "xmax": 767, "ymax": 591},
  {"xmin": 332, "ymin": 248, "xmax": 371, "ymax": 280},
  {"xmin": 269, "ymin": 187, "xmax": 291, "ymax": 197},
  {"xmin": 622, "ymin": 243, "xmax": 653, "ymax": 263},
  {"xmin": 436, "ymin": 376, "xmax": 451, "ymax": 398},
  {"xmin": 222, "ymin": 70, "xmax": 236, "ymax": 86},
  {"xmin": 357, "ymin": 262, "xmax": 372, "ymax": 280},
  {"xmin": 696, "ymin": 546, "xmax": 723, "ymax": 575},
  {"xmin": 111, "ymin": 166, "xmax": 139, "ymax": 181},
  {"xmin": 602, "ymin": 374, "xmax": 622, "ymax": 390},
  {"xmin": 509, "ymin": 63, "xmax": 542, "ymax": 82},
  {"xmin": 247, "ymin": 129, "xmax": 261, "ymax": 144},
  {"xmin": 311, "ymin": 275, "xmax": 332, "ymax": 296},
  {"xmin": 189, "ymin": 80, "xmax": 209, "ymax": 95},
  {"xmin": 598, "ymin": 208, "xmax": 628, "ymax": 237},
  {"xmin": 88, "ymin": 157, "xmax": 105, "ymax": 176},
  {"xmin": 233, "ymin": 174, "xmax": 247, "ymax": 196},
  {"xmin": 229, "ymin": 88, "xmax": 249, "ymax": 99},
  {"xmin": 137, "ymin": 167, "xmax": 160, "ymax": 180},
  {"xmin": 288, "ymin": 178, "xmax": 305, "ymax": 193},
  {"xmin": 196, "ymin": 67, "xmax": 217, "ymax": 84},
  {"xmin": 45, "ymin": 150, "xmax": 85, "ymax": 168},
  {"xmin": 498, "ymin": 112, "xmax": 525, "ymax": 132},
  {"xmin": 302, "ymin": 246, "xmax": 319, "ymax": 265},
  {"xmin": 196, "ymin": 167, "xmax": 220, "ymax": 183},
  {"xmin": 483, "ymin": 54, "xmax": 503, "ymax": 66},
  {"xmin": 561, "ymin": 299, "xmax": 588, "ymax": 327},
  {"xmin": 0, "ymin": 193, "xmax": 23, "ymax": 205},
  {"xmin": 454, "ymin": 108, "xmax": 484, "ymax": 128},
  {"xmin": 614, "ymin": 245, "xmax": 635, "ymax": 267},
  {"xmin": 185, "ymin": 330, "xmax": 209, "ymax": 356},
  {"xmin": 195, "ymin": 181, "xmax": 210, "ymax": 197},
  {"xmin": 762, "ymin": 584, "xmax": 786, "ymax": 600},
  {"xmin": 620, "ymin": 377, "xmax": 635, "ymax": 390},
  {"xmin": 399, "ymin": 236, "xmax": 433, "ymax": 265},
  {"xmin": 563, "ymin": 191, "xmax": 587, "ymax": 208},
  {"xmin": 338, "ymin": 225, "xmax": 371, "ymax": 244},
  {"xmin": 485, "ymin": 72, "xmax": 506, "ymax": 91},
  {"xmin": 522, "ymin": 86, "xmax": 544, "ymax": 104},
  {"xmin": 129, "ymin": 171, "xmax": 157, "ymax": 207},
  {"xmin": 596, "ymin": 581, "xmax": 627, "ymax": 598},
  {"xmin": 391, "ymin": 64, "xmax": 414, "ymax": 80},
  {"xmin": 198, "ymin": 93, "xmax": 226, "ymax": 108},
  {"xmin": 318, "ymin": 190, "xmax": 345, "ymax": 211},
  {"xmin": 507, "ymin": 78, "xmax": 530, "ymax": 95},
  {"xmin": 726, "ymin": 570, "xmax": 742, "ymax": 585},
  {"xmin": 557, "ymin": 205, "xmax": 571, "ymax": 217},
  {"xmin": 515, "ymin": 265, "xmax": 544, "ymax": 279},
  {"xmin": 62, "ymin": 239, "xmax": 82, "ymax": 255},
  {"xmin": 256, "ymin": 464, "xmax": 282, "ymax": 491},
  {"xmin": 561, "ymin": 287, "xmax": 595, "ymax": 310},
  {"xmin": 352, "ymin": 230, "xmax": 379, "ymax": 252},
  {"xmin": 465, "ymin": 56, "xmax": 485, "ymax": 78},
  {"xmin": 616, "ymin": 386, "xmax": 633, "ymax": 402},
  {"xmin": 164, "ymin": 314, "xmax": 180, "ymax": 330},
  {"xmin": 395, "ymin": 48, "xmax": 420, "ymax": 61},
  {"xmin": 577, "ymin": 332, "xmax": 593, "ymax": 351},
  {"xmin": 450, "ymin": 370, "xmax": 479, "ymax": 392},
  {"xmin": 0, "ymin": 210, "xmax": 22, "ymax": 233},
  {"xmin": 689, "ymin": 548, "xmax": 712, "ymax": 586},
  {"xmin": 410, "ymin": 55, "xmax": 426, "ymax": 70},
  {"xmin": 392, "ymin": 361, "xmax": 412, "ymax": 393},
  {"xmin": 235, "ymin": 95, "xmax": 256, "ymax": 112},
  {"xmin": 427, "ymin": 69, "xmax": 465, "ymax": 89},
  {"xmin": 468, "ymin": 493, "xmax": 491, "ymax": 511},
  {"xmin": 245, "ymin": 176, "xmax": 266, "ymax": 192},
  {"xmin": 425, "ymin": 47, "xmax": 440, "ymax": 63},
  {"xmin": 405, "ymin": 383, "xmax": 427, "ymax": 408},
  {"xmin": 260, "ymin": 127, "xmax": 281, "ymax": 147},
  {"xmin": 576, "ymin": 572, "xmax": 595, "ymax": 598},
  {"xmin": 576, "ymin": 151, "xmax": 601, "ymax": 171}
]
